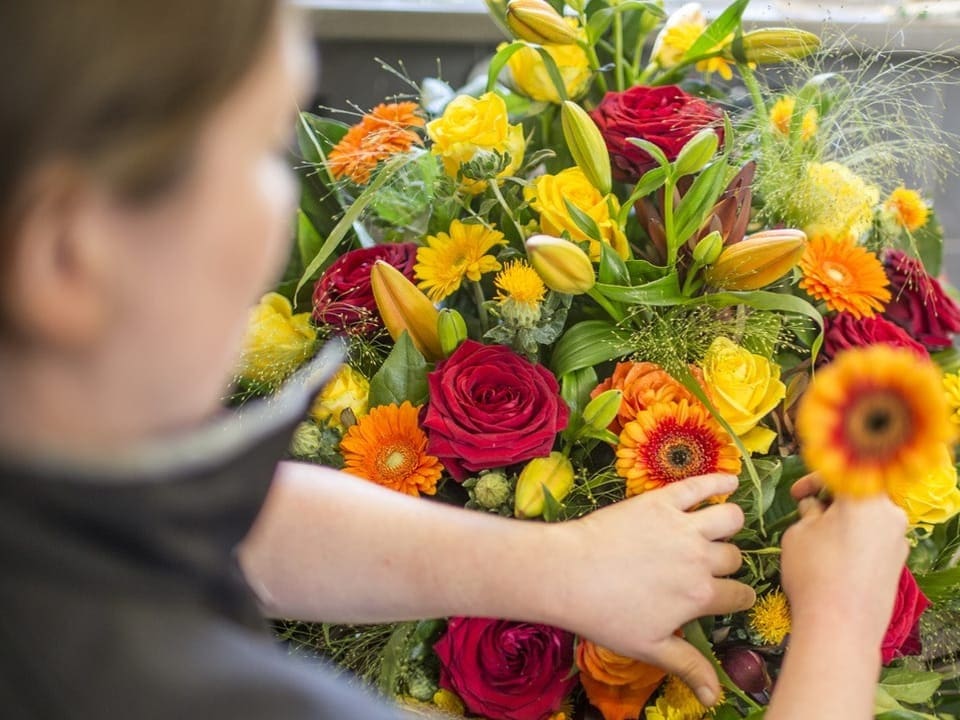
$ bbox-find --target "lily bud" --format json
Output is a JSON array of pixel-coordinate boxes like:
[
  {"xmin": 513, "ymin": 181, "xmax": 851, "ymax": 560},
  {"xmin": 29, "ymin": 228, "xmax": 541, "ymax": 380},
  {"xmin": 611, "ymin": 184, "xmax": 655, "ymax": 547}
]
[
  {"xmin": 290, "ymin": 421, "xmax": 322, "ymax": 459},
  {"xmin": 525, "ymin": 234, "xmax": 596, "ymax": 295},
  {"xmin": 730, "ymin": 28, "xmax": 821, "ymax": 65},
  {"xmin": 506, "ymin": 0, "xmax": 579, "ymax": 45},
  {"xmin": 561, "ymin": 101, "xmax": 612, "ymax": 195},
  {"xmin": 582, "ymin": 389, "xmax": 622, "ymax": 433},
  {"xmin": 692, "ymin": 230, "xmax": 724, "ymax": 266},
  {"xmin": 438, "ymin": 308, "xmax": 468, "ymax": 357},
  {"xmin": 721, "ymin": 646, "xmax": 772, "ymax": 696},
  {"xmin": 704, "ymin": 229, "xmax": 807, "ymax": 291},
  {"xmin": 673, "ymin": 128, "xmax": 720, "ymax": 177},
  {"xmin": 515, "ymin": 451, "xmax": 575, "ymax": 518},
  {"xmin": 370, "ymin": 260, "xmax": 444, "ymax": 361}
]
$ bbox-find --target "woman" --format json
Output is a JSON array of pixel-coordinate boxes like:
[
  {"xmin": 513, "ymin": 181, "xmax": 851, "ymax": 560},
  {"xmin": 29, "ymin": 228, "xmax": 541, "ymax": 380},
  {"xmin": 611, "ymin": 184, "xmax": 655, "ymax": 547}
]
[{"xmin": 0, "ymin": 2, "xmax": 906, "ymax": 718}]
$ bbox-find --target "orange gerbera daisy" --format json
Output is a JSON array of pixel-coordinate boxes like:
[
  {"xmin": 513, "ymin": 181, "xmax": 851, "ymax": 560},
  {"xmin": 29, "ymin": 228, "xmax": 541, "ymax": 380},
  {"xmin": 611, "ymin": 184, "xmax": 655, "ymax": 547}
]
[
  {"xmin": 340, "ymin": 401, "xmax": 443, "ymax": 496},
  {"xmin": 796, "ymin": 345, "xmax": 954, "ymax": 497},
  {"xmin": 327, "ymin": 102, "xmax": 425, "ymax": 185},
  {"xmin": 615, "ymin": 400, "xmax": 742, "ymax": 497},
  {"xmin": 798, "ymin": 234, "xmax": 892, "ymax": 318}
]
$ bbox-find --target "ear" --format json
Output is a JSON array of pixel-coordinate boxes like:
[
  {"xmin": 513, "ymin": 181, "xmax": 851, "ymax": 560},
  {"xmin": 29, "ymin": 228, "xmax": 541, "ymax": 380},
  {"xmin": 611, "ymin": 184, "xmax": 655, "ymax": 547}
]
[{"xmin": 2, "ymin": 165, "xmax": 112, "ymax": 350}]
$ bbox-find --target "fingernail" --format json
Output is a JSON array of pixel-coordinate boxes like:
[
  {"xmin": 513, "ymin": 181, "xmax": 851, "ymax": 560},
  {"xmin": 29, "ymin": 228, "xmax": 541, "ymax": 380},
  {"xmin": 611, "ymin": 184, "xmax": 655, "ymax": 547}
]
[{"xmin": 697, "ymin": 686, "xmax": 718, "ymax": 707}]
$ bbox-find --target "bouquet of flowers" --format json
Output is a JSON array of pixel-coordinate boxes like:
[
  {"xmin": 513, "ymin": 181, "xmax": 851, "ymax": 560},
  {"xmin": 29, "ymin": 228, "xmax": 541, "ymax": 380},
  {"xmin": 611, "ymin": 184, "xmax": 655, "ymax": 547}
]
[{"xmin": 236, "ymin": 0, "xmax": 960, "ymax": 717}]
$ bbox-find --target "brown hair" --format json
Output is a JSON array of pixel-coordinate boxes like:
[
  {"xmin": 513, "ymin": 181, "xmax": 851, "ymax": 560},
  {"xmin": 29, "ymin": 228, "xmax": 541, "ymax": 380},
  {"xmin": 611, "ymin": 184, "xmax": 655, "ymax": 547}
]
[{"xmin": 0, "ymin": 0, "xmax": 280, "ymax": 219}]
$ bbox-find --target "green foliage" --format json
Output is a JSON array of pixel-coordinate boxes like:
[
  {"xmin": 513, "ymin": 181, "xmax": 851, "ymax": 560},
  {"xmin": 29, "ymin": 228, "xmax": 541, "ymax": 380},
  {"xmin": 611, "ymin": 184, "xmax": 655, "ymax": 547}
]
[{"xmin": 367, "ymin": 332, "xmax": 429, "ymax": 407}]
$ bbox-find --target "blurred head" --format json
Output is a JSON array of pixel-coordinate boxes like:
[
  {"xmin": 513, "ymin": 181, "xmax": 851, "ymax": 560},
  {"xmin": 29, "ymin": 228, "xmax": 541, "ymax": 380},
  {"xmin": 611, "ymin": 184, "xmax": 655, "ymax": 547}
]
[{"xmin": 0, "ymin": 1, "xmax": 313, "ymax": 449}]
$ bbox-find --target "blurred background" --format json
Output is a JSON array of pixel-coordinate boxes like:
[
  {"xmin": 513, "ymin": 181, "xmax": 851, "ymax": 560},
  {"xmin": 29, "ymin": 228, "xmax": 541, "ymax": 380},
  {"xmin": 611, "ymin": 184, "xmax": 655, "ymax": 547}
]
[{"xmin": 296, "ymin": 0, "xmax": 960, "ymax": 277}]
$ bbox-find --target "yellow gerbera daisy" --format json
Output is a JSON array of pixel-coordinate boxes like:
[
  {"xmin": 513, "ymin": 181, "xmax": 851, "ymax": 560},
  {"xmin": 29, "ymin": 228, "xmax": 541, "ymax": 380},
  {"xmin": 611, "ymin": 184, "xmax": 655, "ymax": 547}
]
[
  {"xmin": 769, "ymin": 96, "xmax": 818, "ymax": 142},
  {"xmin": 340, "ymin": 402, "xmax": 444, "ymax": 496},
  {"xmin": 798, "ymin": 234, "xmax": 891, "ymax": 318},
  {"xmin": 616, "ymin": 400, "xmax": 742, "ymax": 498},
  {"xmin": 415, "ymin": 220, "xmax": 506, "ymax": 302},
  {"xmin": 796, "ymin": 345, "xmax": 954, "ymax": 497},
  {"xmin": 884, "ymin": 186, "xmax": 929, "ymax": 232},
  {"xmin": 749, "ymin": 589, "xmax": 791, "ymax": 645}
]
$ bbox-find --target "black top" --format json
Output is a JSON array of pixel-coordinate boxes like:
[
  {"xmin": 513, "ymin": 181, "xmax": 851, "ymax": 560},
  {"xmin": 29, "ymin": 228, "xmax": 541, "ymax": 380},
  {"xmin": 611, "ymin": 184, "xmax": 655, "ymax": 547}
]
[{"xmin": 0, "ymin": 346, "xmax": 405, "ymax": 719}]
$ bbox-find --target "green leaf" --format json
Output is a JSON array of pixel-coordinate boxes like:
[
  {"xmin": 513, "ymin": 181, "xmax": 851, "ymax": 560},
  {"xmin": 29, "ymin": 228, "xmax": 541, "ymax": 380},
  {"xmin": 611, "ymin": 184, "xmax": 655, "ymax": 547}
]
[
  {"xmin": 917, "ymin": 565, "xmax": 960, "ymax": 603},
  {"xmin": 913, "ymin": 208, "xmax": 944, "ymax": 277},
  {"xmin": 532, "ymin": 45, "xmax": 570, "ymax": 103},
  {"xmin": 674, "ymin": 160, "xmax": 729, "ymax": 245},
  {"xmin": 626, "ymin": 137, "xmax": 672, "ymax": 172},
  {"xmin": 619, "ymin": 166, "xmax": 669, "ymax": 226},
  {"xmin": 681, "ymin": 0, "xmax": 750, "ymax": 62},
  {"xmin": 550, "ymin": 321, "xmax": 637, "ymax": 376},
  {"xmin": 932, "ymin": 346, "xmax": 960, "ymax": 374},
  {"xmin": 594, "ymin": 272, "xmax": 683, "ymax": 305},
  {"xmin": 586, "ymin": 8, "xmax": 616, "ymax": 45},
  {"xmin": 487, "ymin": 41, "xmax": 527, "ymax": 93},
  {"xmin": 626, "ymin": 259, "xmax": 670, "ymax": 283},
  {"xmin": 563, "ymin": 198, "xmax": 603, "ymax": 243},
  {"xmin": 879, "ymin": 668, "xmax": 942, "ymax": 705},
  {"xmin": 561, "ymin": 366, "xmax": 599, "ymax": 438},
  {"xmin": 542, "ymin": 484, "xmax": 563, "ymax": 522},
  {"xmin": 296, "ymin": 209, "xmax": 324, "ymax": 269},
  {"xmin": 598, "ymin": 242, "xmax": 631, "ymax": 286},
  {"xmin": 367, "ymin": 332, "xmax": 429, "ymax": 408}
]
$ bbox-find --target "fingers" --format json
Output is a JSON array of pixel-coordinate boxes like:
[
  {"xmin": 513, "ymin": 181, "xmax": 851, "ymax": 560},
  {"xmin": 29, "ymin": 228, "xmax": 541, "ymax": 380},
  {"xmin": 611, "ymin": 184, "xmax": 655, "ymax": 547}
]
[
  {"xmin": 706, "ymin": 542, "xmax": 743, "ymax": 577},
  {"xmin": 691, "ymin": 502, "xmax": 744, "ymax": 540},
  {"xmin": 790, "ymin": 472, "xmax": 822, "ymax": 501},
  {"xmin": 647, "ymin": 635, "xmax": 720, "ymax": 708},
  {"xmin": 797, "ymin": 496, "xmax": 824, "ymax": 520},
  {"xmin": 702, "ymin": 578, "xmax": 756, "ymax": 616},
  {"xmin": 661, "ymin": 473, "xmax": 739, "ymax": 511}
]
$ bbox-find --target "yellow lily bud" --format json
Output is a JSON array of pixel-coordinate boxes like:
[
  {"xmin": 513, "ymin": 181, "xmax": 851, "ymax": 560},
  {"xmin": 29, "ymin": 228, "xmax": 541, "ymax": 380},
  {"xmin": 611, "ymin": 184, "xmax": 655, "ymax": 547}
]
[
  {"xmin": 561, "ymin": 101, "xmax": 612, "ymax": 195},
  {"xmin": 525, "ymin": 234, "xmax": 596, "ymax": 295},
  {"xmin": 704, "ymin": 229, "xmax": 807, "ymax": 291},
  {"xmin": 514, "ymin": 451, "xmax": 575, "ymax": 519},
  {"xmin": 582, "ymin": 389, "xmax": 622, "ymax": 433},
  {"xmin": 506, "ymin": 0, "xmax": 579, "ymax": 45},
  {"xmin": 438, "ymin": 308, "xmax": 468, "ymax": 357},
  {"xmin": 370, "ymin": 260, "xmax": 444, "ymax": 361},
  {"xmin": 730, "ymin": 28, "xmax": 821, "ymax": 65}
]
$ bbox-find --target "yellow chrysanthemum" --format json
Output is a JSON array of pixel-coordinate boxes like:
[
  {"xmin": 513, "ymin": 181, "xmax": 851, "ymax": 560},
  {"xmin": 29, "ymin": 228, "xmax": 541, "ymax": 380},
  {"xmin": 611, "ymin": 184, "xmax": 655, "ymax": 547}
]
[
  {"xmin": 340, "ymin": 402, "xmax": 444, "ymax": 496},
  {"xmin": 945, "ymin": 372, "xmax": 960, "ymax": 427},
  {"xmin": 769, "ymin": 96, "xmax": 818, "ymax": 142},
  {"xmin": 884, "ymin": 186, "xmax": 929, "ymax": 232},
  {"xmin": 651, "ymin": 3, "xmax": 734, "ymax": 81},
  {"xmin": 749, "ymin": 589, "xmax": 791, "ymax": 645},
  {"xmin": 415, "ymin": 220, "xmax": 506, "ymax": 302},
  {"xmin": 645, "ymin": 676, "xmax": 719, "ymax": 720},
  {"xmin": 798, "ymin": 234, "xmax": 891, "ymax": 318},
  {"xmin": 495, "ymin": 260, "xmax": 546, "ymax": 309},
  {"xmin": 796, "ymin": 345, "xmax": 954, "ymax": 497},
  {"xmin": 616, "ymin": 400, "xmax": 742, "ymax": 498}
]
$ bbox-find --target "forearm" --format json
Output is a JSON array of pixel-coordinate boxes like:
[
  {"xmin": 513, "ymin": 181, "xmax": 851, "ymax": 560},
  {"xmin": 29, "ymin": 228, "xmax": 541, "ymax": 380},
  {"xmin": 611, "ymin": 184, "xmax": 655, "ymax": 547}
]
[
  {"xmin": 238, "ymin": 460, "xmax": 563, "ymax": 624},
  {"xmin": 766, "ymin": 613, "xmax": 881, "ymax": 720}
]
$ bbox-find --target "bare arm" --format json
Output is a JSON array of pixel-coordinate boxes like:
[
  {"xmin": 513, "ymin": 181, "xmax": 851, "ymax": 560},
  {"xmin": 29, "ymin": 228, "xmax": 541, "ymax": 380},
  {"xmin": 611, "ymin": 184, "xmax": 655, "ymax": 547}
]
[{"xmin": 239, "ymin": 462, "xmax": 755, "ymax": 707}]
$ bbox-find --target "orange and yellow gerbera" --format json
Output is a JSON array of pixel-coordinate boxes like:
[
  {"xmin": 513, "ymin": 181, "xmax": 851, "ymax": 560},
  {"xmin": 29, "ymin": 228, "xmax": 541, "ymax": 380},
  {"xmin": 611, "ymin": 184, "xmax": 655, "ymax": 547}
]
[
  {"xmin": 327, "ymin": 101, "xmax": 425, "ymax": 185},
  {"xmin": 340, "ymin": 401, "xmax": 443, "ymax": 496},
  {"xmin": 615, "ymin": 400, "xmax": 742, "ymax": 497},
  {"xmin": 798, "ymin": 234, "xmax": 891, "ymax": 318},
  {"xmin": 796, "ymin": 345, "xmax": 954, "ymax": 497}
]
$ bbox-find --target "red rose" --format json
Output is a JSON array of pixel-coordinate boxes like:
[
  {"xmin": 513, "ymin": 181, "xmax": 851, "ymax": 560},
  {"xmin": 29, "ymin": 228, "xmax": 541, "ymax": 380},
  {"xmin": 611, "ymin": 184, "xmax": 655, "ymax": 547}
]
[
  {"xmin": 882, "ymin": 567, "xmax": 930, "ymax": 664},
  {"xmin": 882, "ymin": 250, "xmax": 960, "ymax": 350},
  {"xmin": 422, "ymin": 341, "xmax": 569, "ymax": 480},
  {"xmin": 590, "ymin": 85, "xmax": 723, "ymax": 182},
  {"xmin": 434, "ymin": 617, "xmax": 577, "ymax": 720},
  {"xmin": 312, "ymin": 243, "xmax": 417, "ymax": 333},
  {"xmin": 820, "ymin": 313, "xmax": 928, "ymax": 365}
]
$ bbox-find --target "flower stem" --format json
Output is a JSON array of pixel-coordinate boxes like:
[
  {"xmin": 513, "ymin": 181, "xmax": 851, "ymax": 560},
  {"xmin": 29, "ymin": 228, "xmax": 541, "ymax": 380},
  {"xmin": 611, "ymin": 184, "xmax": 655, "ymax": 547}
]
[
  {"xmin": 471, "ymin": 280, "xmax": 489, "ymax": 334},
  {"xmin": 584, "ymin": 42, "xmax": 609, "ymax": 95},
  {"xmin": 613, "ymin": 10, "xmax": 626, "ymax": 91},
  {"xmin": 663, "ymin": 178, "xmax": 678, "ymax": 267},
  {"xmin": 489, "ymin": 179, "xmax": 525, "ymax": 242},
  {"xmin": 586, "ymin": 287, "xmax": 626, "ymax": 323}
]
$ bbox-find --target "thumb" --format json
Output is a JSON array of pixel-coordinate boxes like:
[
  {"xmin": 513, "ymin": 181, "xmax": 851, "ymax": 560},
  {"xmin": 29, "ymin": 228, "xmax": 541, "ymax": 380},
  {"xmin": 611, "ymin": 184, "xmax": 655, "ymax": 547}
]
[{"xmin": 648, "ymin": 635, "xmax": 720, "ymax": 708}]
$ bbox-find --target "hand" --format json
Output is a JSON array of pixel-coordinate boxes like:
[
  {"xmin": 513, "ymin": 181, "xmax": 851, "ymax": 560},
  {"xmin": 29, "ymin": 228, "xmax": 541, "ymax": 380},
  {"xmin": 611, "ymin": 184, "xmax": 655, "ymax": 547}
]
[
  {"xmin": 550, "ymin": 473, "xmax": 754, "ymax": 707},
  {"xmin": 782, "ymin": 474, "xmax": 909, "ymax": 646}
]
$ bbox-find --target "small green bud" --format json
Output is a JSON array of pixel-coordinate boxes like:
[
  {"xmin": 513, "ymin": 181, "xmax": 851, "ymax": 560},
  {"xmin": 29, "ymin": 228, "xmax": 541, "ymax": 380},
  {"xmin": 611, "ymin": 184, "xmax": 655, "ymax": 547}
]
[
  {"xmin": 693, "ymin": 230, "xmax": 724, "ymax": 266},
  {"xmin": 290, "ymin": 421, "xmax": 322, "ymax": 458},
  {"xmin": 673, "ymin": 128, "xmax": 719, "ymax": 177},
  {"xmin": 472, "ymin": 471, "xmax": 513, "ymax": 510},
  {"xmin": 438, "ymin": 308, "xmax": 468, "ymax": 357},
  {"xmin": 561, "ymin": 101, "xmax": 612, "ymax": 195},
  {"xmin": 581, "ymin": 389, "xmax": 622, "ymax": 433},
  {"xmin": 729, "ymin": 28, "xmax": 821, "ymax": 65}
]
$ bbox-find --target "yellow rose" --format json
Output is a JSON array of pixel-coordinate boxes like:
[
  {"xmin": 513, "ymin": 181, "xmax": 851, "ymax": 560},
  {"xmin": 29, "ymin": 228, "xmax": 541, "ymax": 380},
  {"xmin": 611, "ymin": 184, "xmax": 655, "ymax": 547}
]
[
  {"xmin": 503, "ymin": 23, "xmax": 591, "ymax": 103},
  {"xmin": 788, "ymin": 161, "xmax": 879, "ymax": 239},
  {"xmin": 888, "ymin": 445, "xmax": 960, "ymax": 528},
  {"xmin": 524, "ymin": 167, "xmax": 629, "ymax": 260},
  {"xmin": 310, "ymin": 364, "xmax": 370, "ymax": 431},
  {"xmin": 701, "ymin": 336, "xmax": 785, "ymax": 453},
  {"xmin": 235, "ymin": 293, "xmax": 316, "ymax": 390},
  {"xmin": 426, "ymin": 92, "xmax": 525, "ymax": 194}
]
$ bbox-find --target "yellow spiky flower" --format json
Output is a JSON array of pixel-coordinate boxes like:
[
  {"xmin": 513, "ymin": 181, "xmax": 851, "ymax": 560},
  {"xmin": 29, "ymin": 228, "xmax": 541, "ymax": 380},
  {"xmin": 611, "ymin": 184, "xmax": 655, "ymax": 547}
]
[
  {"xmin": 750, "ymin": 589, "xmax": 791, "ymax": 645},
  {"xmin": 884, "ymin": 186, "xmax": 929, "ymax": 232}
]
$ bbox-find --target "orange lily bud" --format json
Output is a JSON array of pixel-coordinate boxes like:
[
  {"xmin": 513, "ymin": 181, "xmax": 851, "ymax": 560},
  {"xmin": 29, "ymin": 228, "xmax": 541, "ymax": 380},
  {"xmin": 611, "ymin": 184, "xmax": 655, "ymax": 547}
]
[
  {"xmin": 370, "ymin": 260, "xmax": 443, "ymax": 361},
  {"xmin": 704, "ymin": 229, "xmax": 807, "ymax": 291},
  {"xmin": 525, "ymin": 234, "xmax": 596, "ymax": 295},
  {"xmin": 506, "ymin": 0, "xmax": 579, "ymax": 45}
]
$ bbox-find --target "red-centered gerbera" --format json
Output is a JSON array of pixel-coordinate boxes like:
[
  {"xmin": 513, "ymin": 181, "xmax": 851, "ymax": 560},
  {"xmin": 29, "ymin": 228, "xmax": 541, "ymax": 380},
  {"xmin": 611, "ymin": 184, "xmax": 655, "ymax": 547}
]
[
  {"xmin": 796, "ymin": 345, "xmax": 954, "ymax": 497},
  {"xmin": 799, "ymin": 234, "xmax": 892, "ymax": 318},
  {"xmin": 340, "ymin": 401, "xmax": 443, "ymax": 496},
  {"xmin": 615, "ymin": 400, "xmax": 742, "ymax": 498}
]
